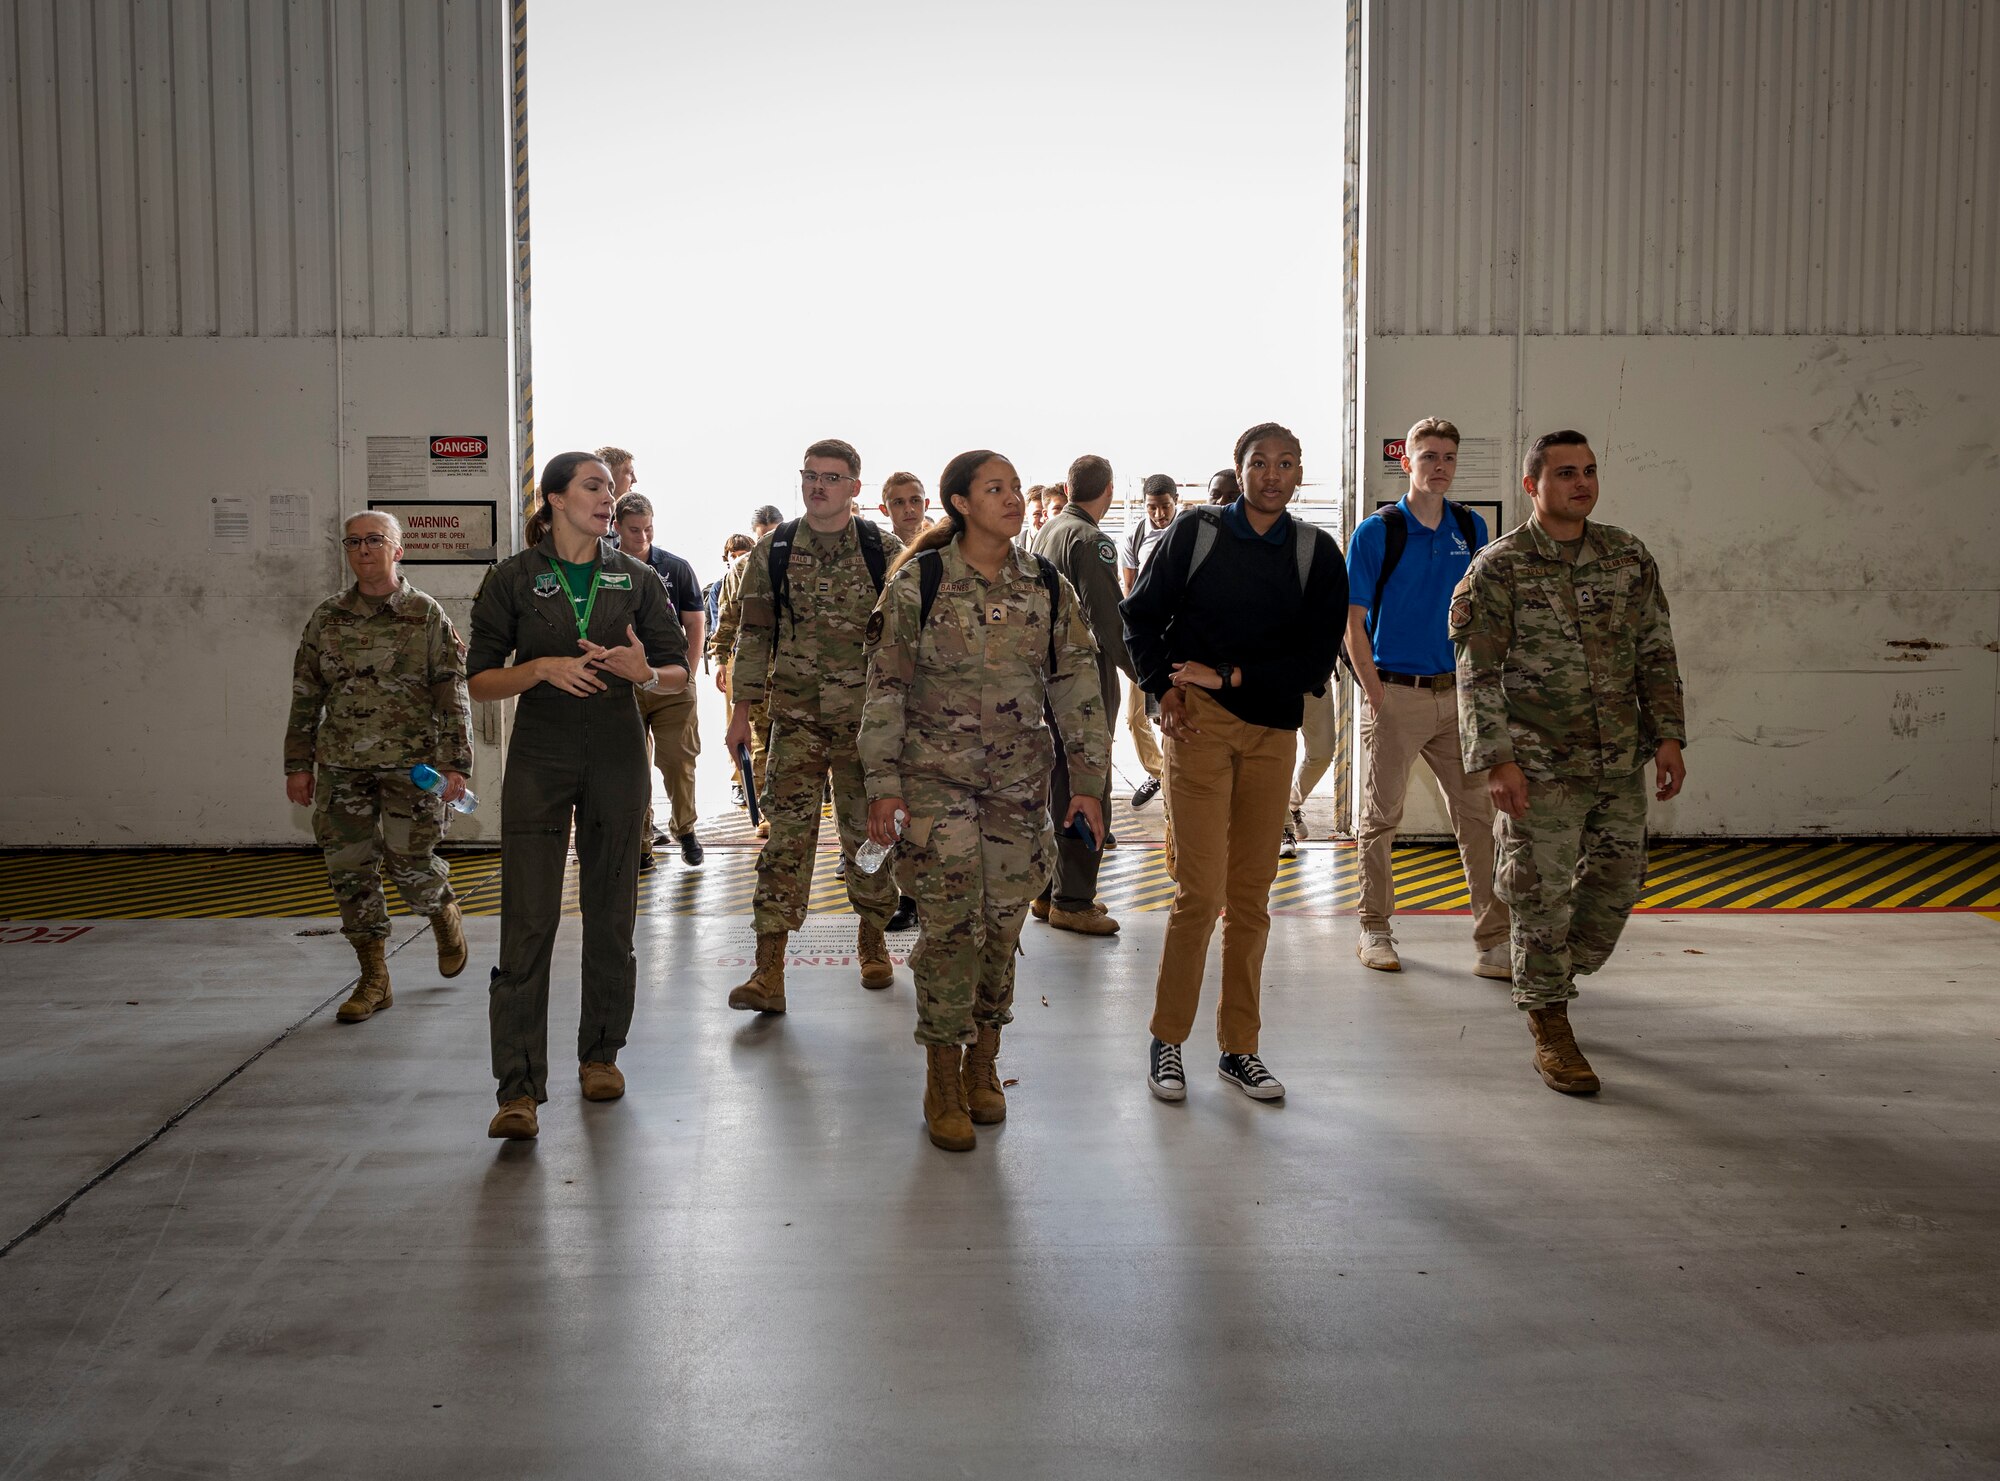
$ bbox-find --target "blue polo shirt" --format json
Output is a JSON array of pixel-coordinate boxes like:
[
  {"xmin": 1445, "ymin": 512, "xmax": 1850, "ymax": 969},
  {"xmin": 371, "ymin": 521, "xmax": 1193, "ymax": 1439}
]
[{"xmin": 1346, "ymin": 497, "xmax": 1489, "ymax": 675}]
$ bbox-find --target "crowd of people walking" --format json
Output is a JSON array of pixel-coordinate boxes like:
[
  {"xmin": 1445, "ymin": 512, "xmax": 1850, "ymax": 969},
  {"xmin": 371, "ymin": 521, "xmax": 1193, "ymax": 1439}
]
[{"xmin": 283, "ymin": 418, "xmax": 1686, "ymax": 1148}]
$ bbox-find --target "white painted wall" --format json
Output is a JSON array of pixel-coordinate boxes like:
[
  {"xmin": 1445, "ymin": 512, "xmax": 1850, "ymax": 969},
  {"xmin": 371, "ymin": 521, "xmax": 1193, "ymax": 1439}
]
[
  {"xmin": 1362, "ymin": 335, "xmax": 1999, "ymax": 836},
  {"xmin": 0, "ymin": 338, "xmax": 514, "ymax": 846}
]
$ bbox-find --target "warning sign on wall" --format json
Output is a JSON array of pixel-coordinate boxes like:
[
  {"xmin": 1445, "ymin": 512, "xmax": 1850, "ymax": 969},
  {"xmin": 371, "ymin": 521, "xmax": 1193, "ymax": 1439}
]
[{"xmin": 367, "ymin": 500, "xmax": 498, "ymax": 564}]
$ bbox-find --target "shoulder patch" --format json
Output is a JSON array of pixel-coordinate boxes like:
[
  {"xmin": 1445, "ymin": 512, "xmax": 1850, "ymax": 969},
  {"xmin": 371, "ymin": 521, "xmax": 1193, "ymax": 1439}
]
[
  {"xmin": 1449, "ymin": 594, "xmax": 1473, "ymax": 630},
  {"xmin": 865, "ymin": 610, "xmax": 885, "ymax": 646},
  {"xmin": 1097, "ymin": 539, "xmax": 1117, "ymax": 564}
]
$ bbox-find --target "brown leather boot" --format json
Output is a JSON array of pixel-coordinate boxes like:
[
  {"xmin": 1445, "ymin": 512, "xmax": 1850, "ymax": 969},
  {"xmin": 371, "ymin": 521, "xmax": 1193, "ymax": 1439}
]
[
  {"xmin": 337, "ymin": 939, "xmax": 393, "ymax": 1022},
  {"xmin": 1526, "ymin": 1002, "xmax": 1601, "ymax": 1094},
  {"xmin": 962, "ymin": 1025, "xmax": 1007, "ymax": 1125},
  {"xmin": 728, "ymin": 932, "xmax": 788, "ymax": 1013},
  {"xmin": 923, "ymin": 1045, "xmax": 975, "ymax": 1151},
  {"xmin": 578, "ymin": 1061, "xmax": 625, "ymax": 1101},
  {"xmin": 431, "ymin": 899, "xmax": 468, "ymax": 978},
  {"xmin": 487, "ymin": 1096, "xmax": 539, "ymax": 1139},
  {"xmin": 858, "ymin": 921, "xmax": 895, "ymax": 989}
]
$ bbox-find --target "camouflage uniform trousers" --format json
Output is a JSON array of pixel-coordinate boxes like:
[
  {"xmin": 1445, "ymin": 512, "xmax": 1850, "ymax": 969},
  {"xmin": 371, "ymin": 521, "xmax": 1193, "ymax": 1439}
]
[
  {"xmin": 311, "ymin": 766, "xmax": 454, "ymax": 946},
  {"xmin": 894, "ymin": 774, "xmax": 1052, "ymax": 1048},
  {"xmin": 752, "ymin": 718, "xmax": 896, "ymax": 934},
  {"xmin": 1494, "ymin": 766, "xmax": 1649, "ymax": 1008}
]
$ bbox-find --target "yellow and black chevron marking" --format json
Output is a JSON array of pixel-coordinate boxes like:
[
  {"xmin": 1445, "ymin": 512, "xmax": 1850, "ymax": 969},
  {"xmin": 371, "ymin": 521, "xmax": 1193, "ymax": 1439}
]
[{"xmin": 1, "ymin": 840, "xmax": 1997, "ymax": 922}]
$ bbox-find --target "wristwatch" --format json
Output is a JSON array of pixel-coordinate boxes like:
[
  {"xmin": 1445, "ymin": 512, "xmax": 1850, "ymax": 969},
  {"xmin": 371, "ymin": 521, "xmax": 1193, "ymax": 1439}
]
[{"xmin": 1215, "ymin": 662, "xmax": 1235, "ymax": 689}]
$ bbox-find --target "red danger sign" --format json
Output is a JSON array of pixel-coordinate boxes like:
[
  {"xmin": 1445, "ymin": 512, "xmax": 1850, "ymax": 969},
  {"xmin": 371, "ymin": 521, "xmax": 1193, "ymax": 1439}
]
[
  {"xmin": 1382, "ymin": 437, "xmax": 1406, "ymax": 467},
  {"xmin": 430, "ymin": 436, "xmax": 488, "ymax": 458}
]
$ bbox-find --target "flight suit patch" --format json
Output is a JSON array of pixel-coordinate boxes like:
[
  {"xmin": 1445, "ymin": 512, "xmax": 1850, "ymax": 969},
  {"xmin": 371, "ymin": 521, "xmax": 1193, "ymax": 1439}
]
[
  {"xmin": 599, "ymin": 573, "xmax": 632, "ymax": 589},
  {"xmin": 534, "ymin": 574, "xmax": 559, "ymax": 597}
]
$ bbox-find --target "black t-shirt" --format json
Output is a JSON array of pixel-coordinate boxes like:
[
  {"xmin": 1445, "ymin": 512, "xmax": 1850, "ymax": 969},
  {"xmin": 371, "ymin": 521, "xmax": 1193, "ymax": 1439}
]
[
  {"xmin": 640, "ymin": 546, "xmax": 704, "ymax": 614},
  {"xmin": 1120, "ymin": 506, "xmax": 1349, "ymax": 732}
]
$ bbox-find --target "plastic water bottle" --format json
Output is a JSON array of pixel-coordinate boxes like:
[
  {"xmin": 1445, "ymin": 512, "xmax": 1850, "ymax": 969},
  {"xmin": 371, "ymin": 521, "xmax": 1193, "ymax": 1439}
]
[
  {"xmin": 411, "ymin": 763, "xmax": 477, "ymax": 814},
  {"xmin": 854, "ymin": 809, "xmax": 906, "ymax": 875}
]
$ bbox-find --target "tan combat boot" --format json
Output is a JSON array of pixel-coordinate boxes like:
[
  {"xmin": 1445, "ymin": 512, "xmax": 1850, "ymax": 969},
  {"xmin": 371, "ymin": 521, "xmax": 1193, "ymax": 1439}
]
[
  {"xmin": 924, "ymin": 1045, "xmax": 975, "ymax": 1152},
  {"xmin": 728, "ymin": 932, "xmax": 788, "ymax": 1013},
  {"xmin": 579, "ymin": 1061, "xmax": 625, "ymax": 1101},
  {"xmin": 1526, "ymin": 1002, "xmax": 1601, "ymax": 1094},
  {"xmin": 858, "ymin": 921, "xmax": 895, "ymax": 990},
  {"xmin": 487, "ymin": 1096, "xmax": 539, "ymax": 1139},
  {"xmin": 337, "ymin": 940, "xmax": 393, "ymax": 1023},
  {"xmin": 962, "ymin": 1025, "xmax": 1007, "ymax": 1125},
  {"xmin": 1048, "ymin": 903, "xmax": 1119, "ymax": 936},
  {"xmin": 1031, "ymin": 896, "xmax": 1051, "ymax": 922},
  {"xmin": 431, "ymin": 899, "xmax": 468, "ymax": 978}
]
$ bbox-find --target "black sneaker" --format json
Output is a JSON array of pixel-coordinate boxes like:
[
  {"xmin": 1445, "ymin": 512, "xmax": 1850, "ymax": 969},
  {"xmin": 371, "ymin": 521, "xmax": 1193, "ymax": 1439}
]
[
  {"xmin": 887, "ymin": 896, "xmax": 919, "ymax": 932},
  {"xmin": 678, "ymin": 832, "xmax": 705, "ymax": 867},
  {"xmin": 1218, "ymin": 1052, "xmax": 1284, "ymax": 1101},
  {"xmin": 1131, "ymin": 776, "xmax": 1161, "ymax": 809},
  {"xmin": 1148, "ymin": 1038, "xmax": 1186, "ymax": 1102},
  {"xmin": 650, "ymin": 825, "xmax": 670, "ymax": 846},
  {"xmin": 639, "ymin": 848, "xmax": 657, "ymax": 871}
]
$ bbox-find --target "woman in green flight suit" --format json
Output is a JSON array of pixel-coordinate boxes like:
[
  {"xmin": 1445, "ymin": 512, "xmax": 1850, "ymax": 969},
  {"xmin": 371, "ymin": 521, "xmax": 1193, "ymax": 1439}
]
[
  {"xmin": 858, "ymin": 449, "xmax": 1109, "ymax": 1152},
  {"xmin": 467, "ymin": 451, "xmax": 690, "ymax": 1141}
]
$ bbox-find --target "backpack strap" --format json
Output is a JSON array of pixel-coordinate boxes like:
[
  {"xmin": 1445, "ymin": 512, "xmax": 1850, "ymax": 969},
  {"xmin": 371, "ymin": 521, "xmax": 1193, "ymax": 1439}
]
[
  {"xmin": 1292, "ymin": 520, "xmax": 1317, "ymax": 590},
  {"xmin": 1449, "ymin": 500, "xmax": 1482, "ymax": 554},
  {"xmin": 856, "ymin": 517, "xmax": 888, "ymax": 592},
  {"xmin": 1365, "ymin": 506, "xmax": 1408, "ymax": 641},
  {"xmin": 1034, "ymin": 554, "xmax": 1062, "ymax": 677},
  {"xmin": 916, "ymin": 549, "xmax": 945, "ymax": 629},
  {"xmin": 767, "ymin": 518, "xmax": 801, "ymax": 631},
  {"xmin": 1184, "ymin": 507, "xmax": 1223, "ymax": 585}
]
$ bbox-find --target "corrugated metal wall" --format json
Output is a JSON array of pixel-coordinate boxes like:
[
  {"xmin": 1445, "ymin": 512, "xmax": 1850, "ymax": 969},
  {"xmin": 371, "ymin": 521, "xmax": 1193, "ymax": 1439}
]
[
  {"xmin": 0, "ymin": 0, "xmax": 507, "ymax": 338},
  {"xmin": 1367, "ymin": 0, "xmax": 2000, "ymax": 336}
]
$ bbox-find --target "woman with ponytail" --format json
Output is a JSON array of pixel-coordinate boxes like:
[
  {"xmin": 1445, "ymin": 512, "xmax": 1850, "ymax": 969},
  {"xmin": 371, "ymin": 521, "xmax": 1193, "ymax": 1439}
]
[
  {"xmin": 465, "ymin": 451, "xmax": 690, "ymax": 1141},
  {"xmin": 857, "ymin": 450, "xmax": 1109, "ymax": 1152}
]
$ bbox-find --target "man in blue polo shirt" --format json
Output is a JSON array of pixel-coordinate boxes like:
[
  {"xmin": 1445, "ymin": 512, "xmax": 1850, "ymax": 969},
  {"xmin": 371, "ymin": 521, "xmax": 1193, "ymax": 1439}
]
[{"xmin": 1346, "ymin": 417, "xmax": 1509, "ymax": 979}]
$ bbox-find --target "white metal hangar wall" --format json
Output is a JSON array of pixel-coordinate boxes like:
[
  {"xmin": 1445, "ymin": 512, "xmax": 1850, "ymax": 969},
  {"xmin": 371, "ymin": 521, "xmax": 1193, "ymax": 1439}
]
[
  {"xmin": 0, "ymin": 0, "xmax": 517, "ymax": 847},
  {"xmin": 1358, "ymin": 0, "xmax": 2000, "ymax": 837}
]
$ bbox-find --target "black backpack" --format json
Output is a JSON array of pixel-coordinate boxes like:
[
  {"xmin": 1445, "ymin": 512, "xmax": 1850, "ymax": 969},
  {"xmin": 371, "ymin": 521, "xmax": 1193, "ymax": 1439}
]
[
  {"xmin": 914, "ymin": 548, "xmax": 1066, "ymax": 677},
  {"xmin": 1365, "ymin": 501, "xmax": 1483, "ymax": 641},
  {"xmin": 768, "ymin": 517, "xmax": 888, "ymax": 632}
]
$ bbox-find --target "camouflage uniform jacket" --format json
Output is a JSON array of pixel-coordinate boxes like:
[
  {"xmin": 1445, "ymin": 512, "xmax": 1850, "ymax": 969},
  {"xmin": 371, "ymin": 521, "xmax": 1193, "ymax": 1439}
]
[
  {"xmin": 730, "ymin": 518, "xmax": 903, "ymax": 729},
  {"xmin": 285, "ymin": 579, "xmax": 473, "ymax": 774},
  {"xmin": 1449, "ymin": 516, "xmax": 1685, "ymax": 781},
  {"xmin": 859, "ymin": 539, "xmax": 1110, "ymax": 802},
  {"xmin": 706, "ymin": 552, "xmax": 752, "ymax": 669}
]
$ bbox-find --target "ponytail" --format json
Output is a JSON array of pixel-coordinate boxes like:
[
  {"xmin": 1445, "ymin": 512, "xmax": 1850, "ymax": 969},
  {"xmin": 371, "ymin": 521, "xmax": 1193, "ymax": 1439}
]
[
  {"xmin": 523, "ymin": 451, "xmax": 608, "ymax": 550},
  {"xmin": 886, "ymin": 448, "xmax": 1009, "ymax": 579}
]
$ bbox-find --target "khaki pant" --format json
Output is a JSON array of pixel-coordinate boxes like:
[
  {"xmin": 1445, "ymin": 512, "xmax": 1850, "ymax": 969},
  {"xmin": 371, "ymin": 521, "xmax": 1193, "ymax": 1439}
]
[
  {"xmin": 1287, "ymin": 683, "xmax": 1338, "ymax": 813},
  {"xmin": 1126, "ymin": 679, "xmax": 1163, "ymax": 780},
  {"xmin": 1358, "ymin": 682, "xmax": 1508, "ymax": 949},
  {"xmin": 638, "ymin": 686, "xmax": 700, "ymax": 839},
  {"xmin": 1149, "ymin": 688, "xmax": 1296, "ymax": 1055}
]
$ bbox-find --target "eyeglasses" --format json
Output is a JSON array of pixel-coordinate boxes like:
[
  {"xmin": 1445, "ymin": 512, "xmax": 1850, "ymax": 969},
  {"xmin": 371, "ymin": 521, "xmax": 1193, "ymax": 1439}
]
[
  {"xmin": 799, "ymin": 470, "xmax": 854, "ymax": 487},
  {"xmin": 341, "ymin": 534, "xmax": 393, "ymax": 550}
]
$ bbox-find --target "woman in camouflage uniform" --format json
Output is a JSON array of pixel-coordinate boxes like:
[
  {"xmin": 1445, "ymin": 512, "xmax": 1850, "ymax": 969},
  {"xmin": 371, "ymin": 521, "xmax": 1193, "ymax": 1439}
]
[
  {"xmin": 859, "ymin": 450, "xmax": 1109, "ymax": 1152},
  {"xmin": 284, "ymin": 510, "xmax": 473, "ymax": 1025}
]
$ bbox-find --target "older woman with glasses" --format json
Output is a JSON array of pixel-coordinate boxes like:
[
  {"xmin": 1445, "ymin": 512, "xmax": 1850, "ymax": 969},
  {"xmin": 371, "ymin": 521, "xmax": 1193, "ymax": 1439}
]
[{"xmin": 284, "ymin": 510, "xmax": 474, "ymax": 1024}]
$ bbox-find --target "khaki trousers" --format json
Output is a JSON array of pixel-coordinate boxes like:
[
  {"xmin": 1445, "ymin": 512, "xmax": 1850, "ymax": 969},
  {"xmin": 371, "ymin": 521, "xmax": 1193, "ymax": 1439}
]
[
  {"xmin": 638, "ymin": 686, "xmax": 700, "ymax": 839},
  {"xmin": 1126, "ymin": 679, "xmax": 1163, "ymax": 779},
  {"xmin": 1149, "ymin": 688, "xmax": 1296, "ymax": 1055},
  {"xmin": 1287, "ymin": 683, "xmax": 1339, "ymax": 813},
  {"xmin": 1357, "ymin": 682, "xmax": 1508, "ymax": 948}
]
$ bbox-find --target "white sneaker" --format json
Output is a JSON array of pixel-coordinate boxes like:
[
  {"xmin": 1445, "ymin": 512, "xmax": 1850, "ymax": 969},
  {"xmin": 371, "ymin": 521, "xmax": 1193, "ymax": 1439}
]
[
  {"xmin": 1357, "ymin": 930, "xmax": 1401, "ymax": 972},
  {"xmin": 1474, "ymin": 944, "xmax": 1512, "ymax": 981},
  {"xmin": 1278, "ymin": 822, "xmax": 1298, "ymax": 860}
]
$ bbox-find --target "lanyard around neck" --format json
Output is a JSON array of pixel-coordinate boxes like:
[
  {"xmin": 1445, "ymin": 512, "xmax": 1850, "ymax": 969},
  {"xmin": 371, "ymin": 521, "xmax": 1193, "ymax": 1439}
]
[{"xmin": 548, "ymin": 559, "xmax": 601, "ymax": 640}]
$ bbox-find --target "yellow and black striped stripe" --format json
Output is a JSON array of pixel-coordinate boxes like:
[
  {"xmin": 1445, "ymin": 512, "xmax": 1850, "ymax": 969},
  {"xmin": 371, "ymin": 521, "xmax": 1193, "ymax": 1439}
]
[{"xmin": 1, "ymin": 840, "xmax": 1996, "ymax": 922}]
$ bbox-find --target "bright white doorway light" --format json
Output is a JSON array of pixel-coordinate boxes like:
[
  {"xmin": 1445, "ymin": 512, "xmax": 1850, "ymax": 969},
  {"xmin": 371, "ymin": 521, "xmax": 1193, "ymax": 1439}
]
[{"xmin": 531, "ymin": 0, "xmax": 1344, "ymax": 567}]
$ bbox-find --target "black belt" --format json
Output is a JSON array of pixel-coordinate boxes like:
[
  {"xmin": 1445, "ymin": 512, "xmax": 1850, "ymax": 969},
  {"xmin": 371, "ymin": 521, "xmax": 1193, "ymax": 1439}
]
[{"xmin": 1379, "ymin": 670, "xmax": 1455, "ymax": 690}]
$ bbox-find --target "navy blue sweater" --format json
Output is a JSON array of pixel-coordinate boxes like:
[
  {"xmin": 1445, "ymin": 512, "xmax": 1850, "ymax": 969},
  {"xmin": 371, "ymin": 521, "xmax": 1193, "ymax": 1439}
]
[{"xmin": 1120, "ymin": 506, "xmax": 1348, "ymax": 733}]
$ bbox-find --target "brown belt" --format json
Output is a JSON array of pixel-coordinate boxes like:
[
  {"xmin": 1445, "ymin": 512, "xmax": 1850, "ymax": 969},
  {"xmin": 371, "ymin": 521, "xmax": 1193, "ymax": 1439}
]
[{"xmin": 1379, "ymin": 670, "xmax": 1455, "ymax": 690}]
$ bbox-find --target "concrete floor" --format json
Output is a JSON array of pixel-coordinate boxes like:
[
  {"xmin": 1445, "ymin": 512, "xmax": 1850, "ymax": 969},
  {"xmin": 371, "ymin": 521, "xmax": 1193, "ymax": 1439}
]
[{"xmin": 1, "ymin": 906, "xmax": 1996, "ymax": 1478}]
